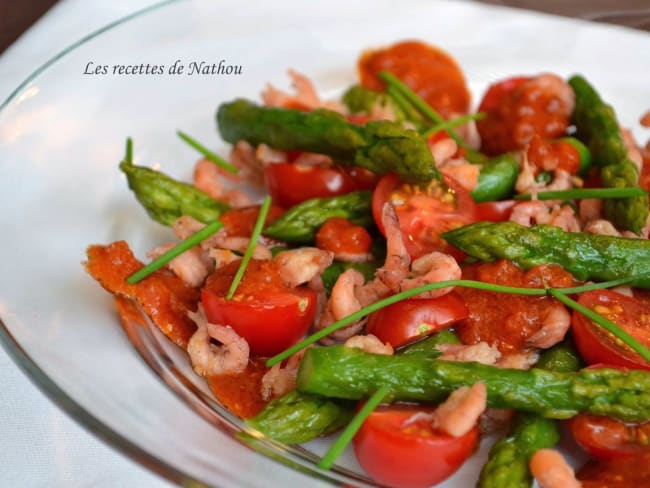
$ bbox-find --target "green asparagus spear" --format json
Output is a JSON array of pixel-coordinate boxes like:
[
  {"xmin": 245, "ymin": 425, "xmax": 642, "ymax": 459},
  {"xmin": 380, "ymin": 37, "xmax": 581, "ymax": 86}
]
[
  {"xmin": 478, "ymin": 413, "xmax": 559, "ymax": 488},
  {"xmin": 477, "ymin": 341, "xmax": 580, "ymax": 488},
  {"xmin": 296, "ymin": 345, "xmax": 650, "ymax": 421},
  {"xmin": 119, "ymin": 159, "xmax": 229, "ymax": 226},
  {"xmin": 441, "ymin": 221, "xmax": 650, "ymax": 287},
  {"xmin": 246, "ymin": 390, "xmax": 354, "ymax": 444},
  {"xmin": 262, "ymin": 191, "xmax": 373, "ymax": 243},
  {"xmin": 217, "ymin": 99, "xmax": 439, "ymax": 183},
  {"xmin": 471, "ymin": 153, "xmax": 520, "ymax": 203},
  {"xmin": 568, "ymin": 75, "xmax": 648, "ymax": 233},
  {"xmin": 534, "ymin": 339, "xmax": 582, "ymax": 373}
]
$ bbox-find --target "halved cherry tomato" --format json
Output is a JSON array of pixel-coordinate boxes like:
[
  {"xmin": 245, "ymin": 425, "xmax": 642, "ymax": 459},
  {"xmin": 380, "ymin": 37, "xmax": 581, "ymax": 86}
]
[
  {"xmin": 366, "ymin": 292, "xmax": 468, "ymax": 347},
  {"xmin": 568, "ymin": 413, "xmax": 650, "ymax": 460},
  {"xmin": 475, "ymin": 200, "xmax": 516, "ymax": 222},
  {"xmin": 358, "ymin": 40, "xmax": 471, "ymax": 118},
  {"xmin": 353, "ymin": 404, "xmax": 478, "ymax": 488},
  {"xmin": 264, "ymin": 162, "xmax": 358, "ymax": 207},
  {"xmin": 372, "ymin": 172, "xmax": 477, "ymax": 259},
  {"xmin": 572, "ymin": 290, "xmax": 650, "ymax": 371},
  {"xmin": 201, "ymin": 260, "xmax": 317, "ymax": 357}
]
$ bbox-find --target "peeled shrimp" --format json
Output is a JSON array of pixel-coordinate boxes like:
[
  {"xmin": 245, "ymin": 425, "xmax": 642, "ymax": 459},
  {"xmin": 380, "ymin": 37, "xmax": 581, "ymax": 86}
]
[
  {"xmin": 510, "ymin": 201, "xmax": 551, "ymax": 227},
  {"xmin": 584, "ymin": 219, "xmax": 621, "ymax": 236},
  {"xmin": 173, "ymin": 215, "xmax": 206, "ymax": 240},
  {"xmin": 148, "ymin": 242, "xmax": 212, "ymax": 287},
  {"xmin": 527, "ymin": 302, "xmax": 571, "ymax": 349},
  {"xmin": 230, "ymin": 140, "xmax": 266, "ymax": 187},
  {"xmin": 579, "ymin": 198, "xmax": 603, "ymax": 224},
  {"xmin": 375, "ymin": 203, "xmax": 410, "ymax": 290},
  {"xmin": 344, "ymin": 334, "xmax": 394, "ymax": 355},
  {"xmin": 193, "ymin": 158, "xmax": 254, "ymax": 207},
  {"xmin": 440, "ymin": 161, "xmax": 480, "ymax": 192},
  {"xmin": 510, "ymin": 201, "xmax": 580, "ymax": 232},
  {"xmin": 329, "ymin": 269, "xmax": 365, "ymax": 320},
  {"xmin": 317, "ymin": 269, "xmax": 366, "ymax": 341},
  {"xmin": 438, "ymin": 342, "xmax": 501, "ymax": 365},
  {"xmin": 496, "ymin": 351, "xmax": 540, "ymax": 370},
  {"xmin": 399, "ymin": 252, "xmax": 461, "ymax": 298},
  {"xmin": 261, "ymin": 69, "xmax": 345, "ymax": 113},
  {"xmin": 409, "ymin": 383, "xmax": 487, "ymax": 438},
  {"xmin": 274, "ymin": 248, "xmax": 333, "ymax": 288},
  {"xmin": 187, "ymin": 306, "xmax": 249, "ymax": 376},
  {"xmin": 530, "ymin": 449, "xmax": 582, "ymax": 488},
  {"xmin": 430, "ymin": 138, "xmax": 458, "ymax": 164},
  {"xmin": 260, "ymin": 350, "xmax": 305, "ymax": 401}
]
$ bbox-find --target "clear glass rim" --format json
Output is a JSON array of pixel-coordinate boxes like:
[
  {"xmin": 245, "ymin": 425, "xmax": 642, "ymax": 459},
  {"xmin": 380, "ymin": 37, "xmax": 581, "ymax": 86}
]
[
  {"xmin": 0, "ymin": 1, "xmax": 205, "ymax": 486},
  {"xmin": 0, "ymin": 3, "xmax": 374, "ymax": 485}
]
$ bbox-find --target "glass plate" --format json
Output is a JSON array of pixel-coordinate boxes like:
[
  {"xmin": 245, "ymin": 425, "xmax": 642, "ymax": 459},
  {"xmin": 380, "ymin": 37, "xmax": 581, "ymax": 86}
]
[{"xmin": 1, "ymin": 0, "xmax": 649, "ymax": 486}]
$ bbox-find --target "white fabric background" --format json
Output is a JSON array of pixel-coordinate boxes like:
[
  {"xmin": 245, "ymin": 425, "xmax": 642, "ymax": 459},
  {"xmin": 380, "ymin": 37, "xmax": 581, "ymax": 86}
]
[{"xmin": 1, "ymin": 3, "xmax": 172, "ymax": 486}]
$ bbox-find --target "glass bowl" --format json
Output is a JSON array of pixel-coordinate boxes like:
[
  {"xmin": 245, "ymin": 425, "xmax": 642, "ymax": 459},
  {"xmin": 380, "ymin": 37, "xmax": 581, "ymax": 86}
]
[{"xmin": 1, "ymin": 0, "xmax": 649, "ymax": 486}]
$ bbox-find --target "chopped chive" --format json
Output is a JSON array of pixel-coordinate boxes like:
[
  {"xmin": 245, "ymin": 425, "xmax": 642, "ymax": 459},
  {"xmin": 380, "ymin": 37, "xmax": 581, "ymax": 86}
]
[
  {"xmin": 126, "ymin": 220, "xmax": 223, "ymax": 284},
  {"xmin": 266, "ymin": 279, "xmax": 548, "ymax": 367},
  {"xmin": 317, "ymin": 385, "xmax": 390, "ymax": 470},
  {"xmin": 386, "ymin": 86, "xmax": 423, "ymax": 123},
  {"xmin": 266, "ymin": 273, "xmax": 650, "ymax": 367},
  {"xmin": 560, "ymin": 273, "xmax": 650, "ymax": 294},
  {"xmin": 548, "ymin": 288, "xmax": 650, "ymax": 364},
  {"xmin": 177, "ymin": 130, "xmax": 239, "ymax": 174},
  {"xmin": 125, "ymin": 137, "xmax": 133, "ymax": 163},
  {"xmin": 379, "ymin": 71, "xmax": 469, "ymax": 148},
  {"xmin": 226, "ymin": 195, "xmax": 272, "ymax": 300},
  {"xmin": 422, "ymin": 112, "xmax": 485, "ymax": 139},
  {"xmin": 515, "ymin": 187, "xmax": 647, "ymax": 201}
]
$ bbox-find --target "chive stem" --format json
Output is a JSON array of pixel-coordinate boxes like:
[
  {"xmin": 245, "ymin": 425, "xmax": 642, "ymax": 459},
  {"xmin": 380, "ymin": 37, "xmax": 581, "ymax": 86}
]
[
  {"xmin": 422, "ymin": 112, "xmax": 485, "ymax": 139},
  {"xmin": 125, "ymin": 137, "xmax": 133, "ymax": 163},
  {"xmin": 548, "ymin": 288, "xmax": 650, "ymax": 364},
  {"xmin": 560, "ymin": 274, "xmax": 650, "ymax": 294},
  {"xmin": 515, "ymin": 187, "xmax": 647, "ymax": 201},
  {"xmin": 177, "ymin": 130, "xmax": 239, "ymax": 174},
  {"xmin": 379, "ymin": 71, "xmax": 468, "ymax": 148},
  {"xmin": 267, "ymin": 279, "xmax": 547, "ymax": 366},
  {"xmin": 226, "ymin": 196, "xmax": 272, "ymax": 299},
  {"xmin": 267, "ymin": 274, "xmax": 650, "ymax": 367},
  {"xmin": 317, "ymin": 385, "xmax": 390, "ymax": 470},
  {"xmin": 126, "ymin": 220, "xmax": 223, "ymax": 284}
]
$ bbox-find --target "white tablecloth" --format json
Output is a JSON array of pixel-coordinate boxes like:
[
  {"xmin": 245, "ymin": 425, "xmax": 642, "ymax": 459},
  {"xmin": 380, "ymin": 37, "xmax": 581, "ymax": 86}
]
[{"xmin": 0, "ymin": 3, "xmax": 172, "ymax": 486}]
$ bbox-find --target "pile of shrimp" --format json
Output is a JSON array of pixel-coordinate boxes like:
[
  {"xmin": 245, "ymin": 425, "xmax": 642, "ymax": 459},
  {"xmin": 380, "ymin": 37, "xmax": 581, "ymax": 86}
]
[{"xmin": 137, "ymin": 70, "xmax": 650, "ymax": 488}]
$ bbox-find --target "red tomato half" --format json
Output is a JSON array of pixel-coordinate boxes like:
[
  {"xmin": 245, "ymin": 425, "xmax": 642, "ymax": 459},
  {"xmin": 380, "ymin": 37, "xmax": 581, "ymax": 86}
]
[
  {"xmin": 572, "ymin": 290, "xmax": 650, "ymax": 370},
  {"xmin": 264, "ymin": 162, "xmax": 358, "ymax": 207},
  {"xmin": 201, "ymin": 260, "xmax": 317, "ymax": 357},
  {"xmin": 568, "ymin": 414, "xmax": 650, "ymax": 460},
  {"xmin": 372, "ymin": 173, "xmax": 477, "ymax": 259},
  {"xmin": 367, "ymin": 292, "xmax": 468, "ymax": 347},
  {"xmin": 475, "ymin": 200, "xmax": 516, "ymax": 222},
  {"xmin": 353, "ymin": 404, "xmax": 478, "ymax": 488}
]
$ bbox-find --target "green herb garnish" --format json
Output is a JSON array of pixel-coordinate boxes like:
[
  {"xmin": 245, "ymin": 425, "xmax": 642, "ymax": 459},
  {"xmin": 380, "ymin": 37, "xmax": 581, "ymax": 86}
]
[
  {"xmin": 126, "ymin": 220, "xmax": 224, "ymax": 284},
  {"xmin": 226, "ymin": 195, "xmax": 272, "ymax": 299},
  {"xmin": 177, "ymin": 130, "xmax": 238, "ymax": 174}
]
